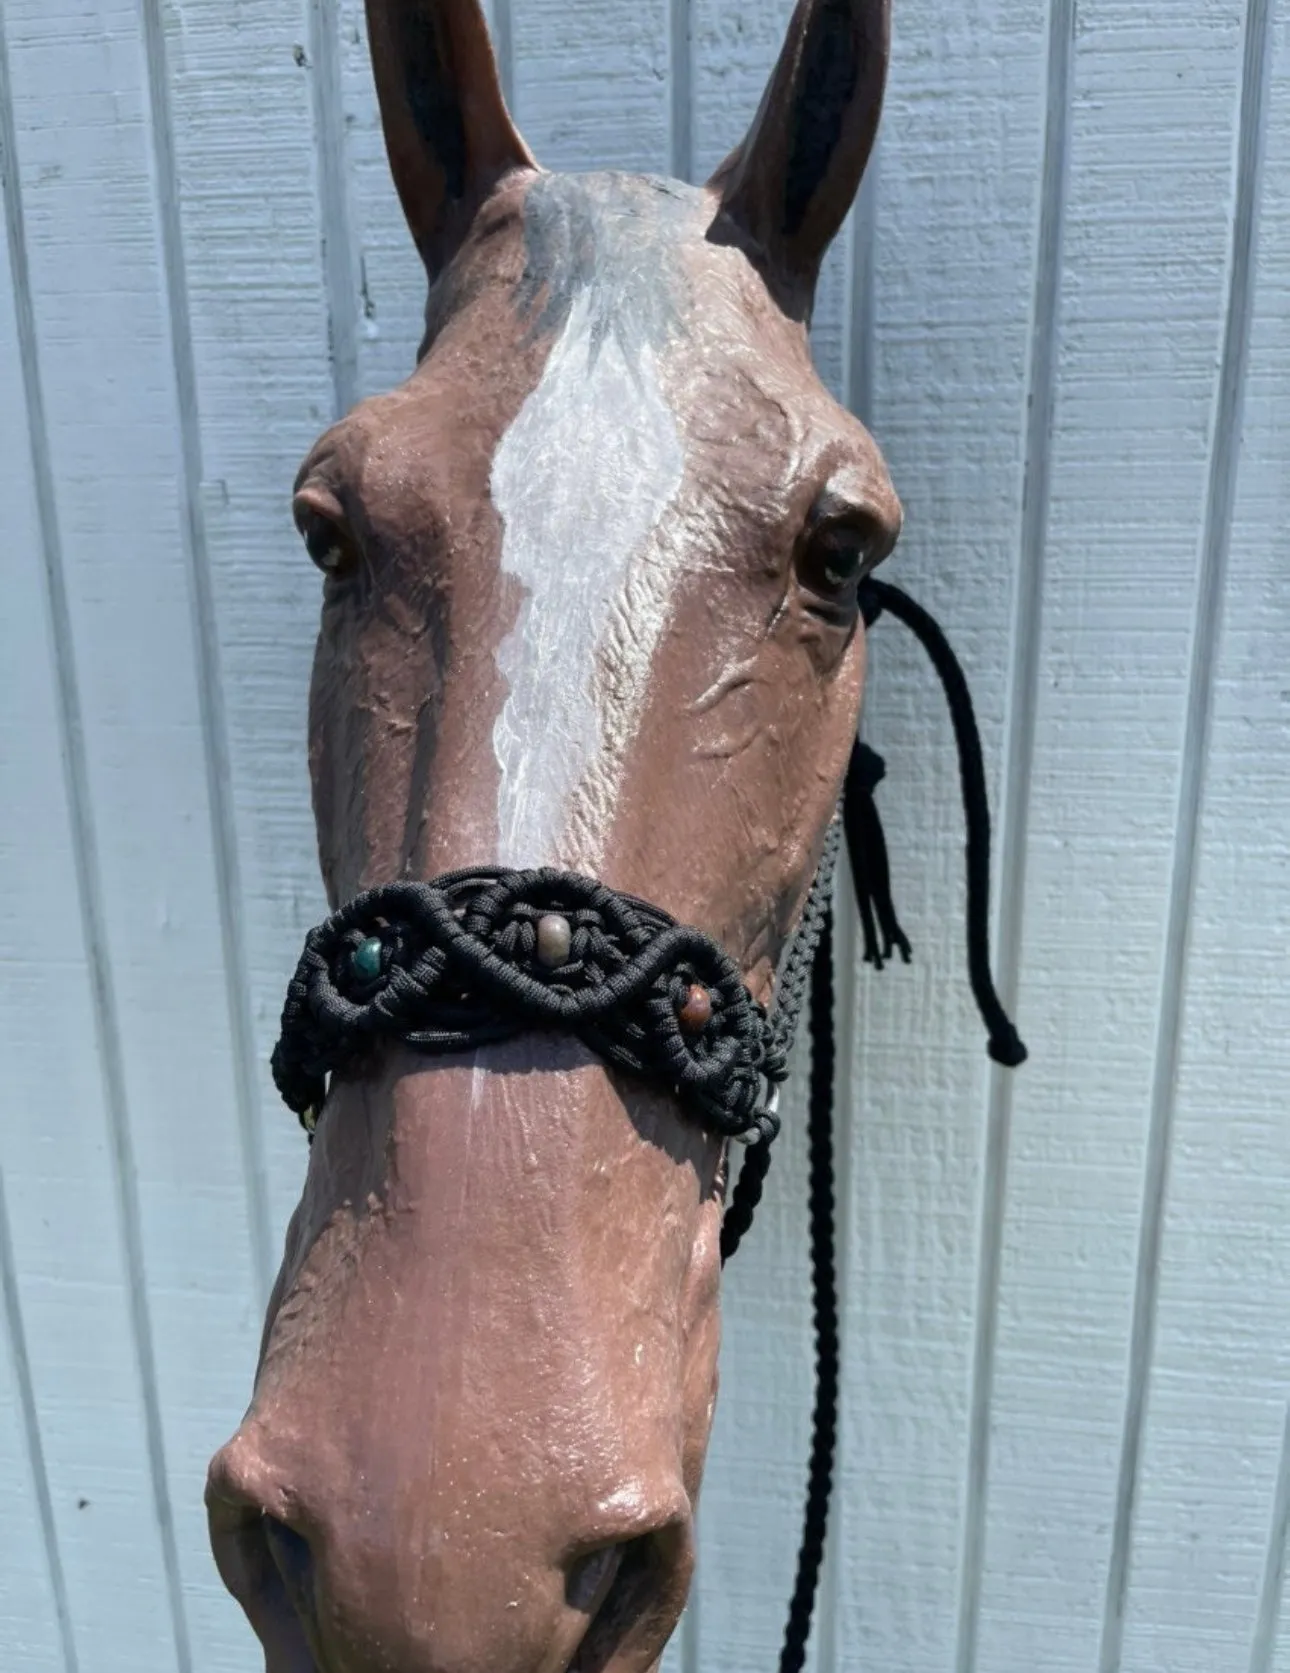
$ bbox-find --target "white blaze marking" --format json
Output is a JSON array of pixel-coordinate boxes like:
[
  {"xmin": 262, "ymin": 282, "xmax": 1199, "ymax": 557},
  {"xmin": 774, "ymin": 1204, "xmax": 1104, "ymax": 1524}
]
[{"xmin": 490, "ymin": 289, "xmax": 685, "ymax": 869}]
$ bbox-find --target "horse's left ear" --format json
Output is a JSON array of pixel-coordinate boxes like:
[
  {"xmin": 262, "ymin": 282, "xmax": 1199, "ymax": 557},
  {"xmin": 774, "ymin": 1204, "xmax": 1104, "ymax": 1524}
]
[
  {"xmin": 365, "ymin": 0, "xmax": 536, "ymax": 281},
  {"xmin": 709, "ymin": 0, "xmax": 889, "ymax": 316}
]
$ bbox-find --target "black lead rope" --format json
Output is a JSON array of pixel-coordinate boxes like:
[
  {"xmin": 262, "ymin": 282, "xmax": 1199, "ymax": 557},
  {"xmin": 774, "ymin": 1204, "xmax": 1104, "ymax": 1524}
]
[
  {"xmin": 270, "ymin": 579, "xmax": 1026, "ymax": 1673},
  {"xmin": 772, "ymin": 578, "xmax": 1027, "ymax": 1673},
  {"xmin": 777, "ymin": 901, "xmax": 840, "ymax": 1673},
  {"xmin": 857, "ymin": 579, "xmax": 1028, "ymax": 1071}
]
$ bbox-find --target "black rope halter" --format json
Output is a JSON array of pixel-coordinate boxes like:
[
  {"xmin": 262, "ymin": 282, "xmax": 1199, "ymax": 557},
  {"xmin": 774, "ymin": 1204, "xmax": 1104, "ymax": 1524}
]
[{"xmin": 271, "ymin": 577, "xmax": 1026, "ymax": 1671}]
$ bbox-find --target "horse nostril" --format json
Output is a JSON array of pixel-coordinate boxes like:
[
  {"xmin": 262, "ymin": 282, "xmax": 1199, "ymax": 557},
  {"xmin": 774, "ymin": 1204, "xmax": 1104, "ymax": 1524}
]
[
  {"xmin": 569, "ymin": 1533, "xmax": 687, "ymax": 1673},
  {"xmin": 567, "ymin": 1544, "xmax": 625, "ymax": 1614},
  {"xmin": 263, "ymin": 1514, "xmax": 317, "ymax": 1627},
  {"xmin": 207, "ymin": 1440, "xmax": 320, "ymax": 1670}
]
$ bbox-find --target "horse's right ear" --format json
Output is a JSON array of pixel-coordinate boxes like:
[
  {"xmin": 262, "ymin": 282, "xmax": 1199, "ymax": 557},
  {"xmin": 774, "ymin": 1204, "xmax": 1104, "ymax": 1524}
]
[{"xmin": 365, "ymin": 0, "xmax": 536, "ymax": 280}]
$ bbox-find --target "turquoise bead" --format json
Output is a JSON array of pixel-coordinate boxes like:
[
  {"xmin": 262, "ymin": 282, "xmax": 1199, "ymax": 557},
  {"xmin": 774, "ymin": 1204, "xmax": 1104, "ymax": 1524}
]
[{"xmin": 352, "ymin": 937, "xmax": 383, "ymax": 982}]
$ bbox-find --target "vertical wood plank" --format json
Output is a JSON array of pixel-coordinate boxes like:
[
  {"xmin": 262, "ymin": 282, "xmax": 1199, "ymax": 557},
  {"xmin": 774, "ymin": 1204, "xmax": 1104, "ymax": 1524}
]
[
  {"xmin": 0, "ymin": 7, "xmax": 180, "ymax": 1664},
  {"xmin": 308, "ymin": 0, "xmax": 360, "ymax": 419},
  {"xmin": 1116, "ymin": 4, "xmax": 1288, "ymax": 1668},
  {"xmin": 161, "ymin": 0, "xmax": 334, "ymax": 1255},
  {"xmin": 973, "ymin": 5, "xmax": 1250, "ymax": 1671},
  {"xmin": 138, "ymin": 0, "xmax": 277, "ymax": 1311},
  {"xmin": 0, "ymin": 63, "xmax": 78, "ymax": 1662},
  {"xmin": 956, "ymin": 2, "xmax": 1076, "ymax": 1666},
  {"xmin": 157, "ymin": 16, "xmax": 347, "ymax": 1650},
  {"xmin": 511, "ymin": 0, "xmax": 669, "ymax": 172},
  {"xmin": 827, "ymin": 1, "xmax": 1049, "ymax": 1668},
  {"xmin": 669, "ymin": 0, "xmax": 693, "ymax": 181},
  {"xmin": 0, "ymin": 1172, "xmax": 67, "ymax": 1672},
  {"xmin": 483, "ymin": 0, "xmax": 515, "ymax": 109},
  {"xmin": 3, "ymin": 0, "xmax": 288, "ymax": 1663},
  {"xmin": 337, "ymin": 0, "xmax": 427, "ymax": 402},
  {"xmin": 1258, "ymin": 1412, "xmax": 1290, "ymax": 1673}
]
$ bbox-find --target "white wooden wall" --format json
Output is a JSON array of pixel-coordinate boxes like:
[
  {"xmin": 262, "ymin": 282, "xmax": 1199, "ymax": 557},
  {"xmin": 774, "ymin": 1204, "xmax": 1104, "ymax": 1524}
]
[{"xmin": 1, "ymin": 0, "xmax": 1287, "ymax": 1668}]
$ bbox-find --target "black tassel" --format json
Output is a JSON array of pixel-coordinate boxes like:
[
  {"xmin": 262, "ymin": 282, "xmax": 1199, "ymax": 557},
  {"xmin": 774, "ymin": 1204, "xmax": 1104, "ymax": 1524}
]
[{"xmin": 842, "ymin": 740, "xmax": 912, "ymax": 971}]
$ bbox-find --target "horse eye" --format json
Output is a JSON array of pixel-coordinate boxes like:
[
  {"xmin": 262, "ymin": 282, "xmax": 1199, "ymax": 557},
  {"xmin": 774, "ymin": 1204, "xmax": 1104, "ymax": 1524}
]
[
  {"xmin": 819, "ymin": 538, "xmax": 865, "ymax": 589},
  {"xmin": 303, "ymin": 523, "xmax": 347, "ymax": 573},
  {"xmin": 796, "ymin": 521, "xmax": 875, "ymax": 604},
  {"xmin": 293, "ymin": 491, "xmax": 354, "ymax": 575}
]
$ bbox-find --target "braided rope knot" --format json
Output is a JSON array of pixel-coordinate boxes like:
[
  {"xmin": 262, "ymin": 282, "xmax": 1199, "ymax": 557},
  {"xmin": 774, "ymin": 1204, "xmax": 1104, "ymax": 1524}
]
[{"xmin": 271, "ymin": 866, "xmax": 787, "ymax": 1141}]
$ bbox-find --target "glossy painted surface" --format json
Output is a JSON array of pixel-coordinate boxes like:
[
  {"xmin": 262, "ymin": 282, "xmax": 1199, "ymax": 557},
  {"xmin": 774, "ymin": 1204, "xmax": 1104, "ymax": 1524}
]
[{"xmin": 2, "ymin": 1, "xmax": 1288, "ymax": 1670}]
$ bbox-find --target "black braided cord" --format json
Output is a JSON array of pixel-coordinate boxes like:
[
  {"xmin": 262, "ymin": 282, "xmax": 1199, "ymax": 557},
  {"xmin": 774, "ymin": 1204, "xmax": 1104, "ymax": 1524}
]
[
  {"xmin": 779, "ymin": 900, "xmax": 841, "ymax": 1673},
  {"xmin": 269, "ymin": 580, "xmax": 1027, "ymax": 1673},
  {"xmin": 860, "ymin": 578, "xmax": 1028, "ymax": 1070},
  {"xmin": 720, "ymin": 818, "xmax": 841, "ymax": 1263},
  {"xmin": 770, "ymin": 579, "xmax": 1029, "ymax": 1673},
  {"xmin": 272, "ymin": 842, "xmax": 839, "ymax": 1197}
]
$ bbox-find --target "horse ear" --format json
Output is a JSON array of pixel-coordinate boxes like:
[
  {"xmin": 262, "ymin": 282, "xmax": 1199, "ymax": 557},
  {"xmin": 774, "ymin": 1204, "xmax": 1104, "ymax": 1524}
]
[
  {"xmin": 365, "ymin": 0, "xmax": 536, "ymax": 279},
  {"xmin": 709, "ymin": 0, "xmax": 889, "ymax": 315}
]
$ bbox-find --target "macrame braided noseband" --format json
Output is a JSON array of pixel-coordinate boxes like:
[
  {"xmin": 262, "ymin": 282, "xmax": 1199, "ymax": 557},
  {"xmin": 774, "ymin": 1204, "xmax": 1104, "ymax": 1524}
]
[{"xmin": 272, "ymin": 837, "xmax": 840, "ymax": 1262}]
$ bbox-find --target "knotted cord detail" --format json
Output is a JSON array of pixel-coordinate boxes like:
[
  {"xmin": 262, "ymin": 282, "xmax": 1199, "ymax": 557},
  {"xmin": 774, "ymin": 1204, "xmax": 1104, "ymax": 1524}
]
[
  {"xmin": 272, "ymin": 865, "xmax": 828, "ymax": 1157},
  {"xmin": 842, "ymin": 738, "xmax": 912, "ymax": 971}
]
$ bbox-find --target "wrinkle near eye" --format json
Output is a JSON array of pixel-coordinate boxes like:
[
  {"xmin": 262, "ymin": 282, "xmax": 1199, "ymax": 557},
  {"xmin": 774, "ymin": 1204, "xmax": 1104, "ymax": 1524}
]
[{"xmin": 687, "ymin": 657, "xmax": 761, "ymax": 716}]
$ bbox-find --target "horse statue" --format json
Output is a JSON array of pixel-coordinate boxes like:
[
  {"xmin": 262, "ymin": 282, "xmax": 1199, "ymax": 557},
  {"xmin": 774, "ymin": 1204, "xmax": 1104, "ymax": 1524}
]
[{"xmin": 207, "ymin": 1, "xmax": 902, "ymax": 1667}]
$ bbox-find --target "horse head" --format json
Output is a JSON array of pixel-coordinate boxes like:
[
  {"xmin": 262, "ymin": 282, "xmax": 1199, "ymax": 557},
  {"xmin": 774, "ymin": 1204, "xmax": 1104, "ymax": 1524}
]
[{"xmin": 208, "ymin": 3, "xmax": 899, "ymax": 1668}]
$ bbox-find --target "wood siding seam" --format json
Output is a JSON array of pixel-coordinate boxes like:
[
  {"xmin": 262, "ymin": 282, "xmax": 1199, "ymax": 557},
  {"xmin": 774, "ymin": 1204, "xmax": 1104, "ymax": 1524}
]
[
  {"xmin": 679, "ymin": 1554, "xmax": 702, "ymax": 1673},
  {"xmin": 1097, "ymin": 0, "xmax": 1276, "ymax": 1666},
  {"xmin": 310, "ymin": 0, "xmax": 361, "ymax": 420},
  {"xmin": 953, "ymin": 1, "xmax": 1077, "ymax": 1668},
  {"xmin": 669, "ymin": 0, "xmax": 693, "ymax": 182},
  {"xmin": 842, "ymin": 154, "xmax": 878, "ymax": 429},
  {"xmin": 0, "ymin": 1160, "xmax": 77, "ymax": 1673},
  {"xmin": 1250, "ymin": 1404, "xmax": 1290, "ymax": 1673},
  {"xmin": 953, "ymin": 0, "xmax": 1077, "ymax": 1659},
  {"xmin": 814, "ymin": 147, "xmax": 882, "ymax": 1673},
  {"xmin": 137, "ymin": 0, "xmax": 276, "ymax": 1311},
  {"xmin": 0, "ymin": 9, "xmax": 192, "ymax": 1665},
  {"xmin": 493, "ymin": 0, "xmax": 516, "ymax": 114}
]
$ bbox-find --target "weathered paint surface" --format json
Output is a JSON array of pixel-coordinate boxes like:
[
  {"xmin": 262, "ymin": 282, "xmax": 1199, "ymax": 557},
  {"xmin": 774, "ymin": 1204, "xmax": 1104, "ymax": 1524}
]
[{"xmin": 1, "ymin": 2, "xmax": 1287, "ymax": 1671}]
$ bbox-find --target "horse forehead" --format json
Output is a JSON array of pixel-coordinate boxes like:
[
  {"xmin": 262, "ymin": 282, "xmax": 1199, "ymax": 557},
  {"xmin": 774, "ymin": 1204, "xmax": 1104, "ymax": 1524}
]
[
  {"xmin": 359, "ymin": 173, "xmax": 728, "ymax": 498},
  {"xmin": 505, "ymin": 171, "xmax": 843, "ymax": 476},
  {"xmin": 484, "ymin": 173, "xmax": 710, "ymax": 871},
  {"xmin": 513, "ymin": 169, "xmax": 708, "ymax": 351}
]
